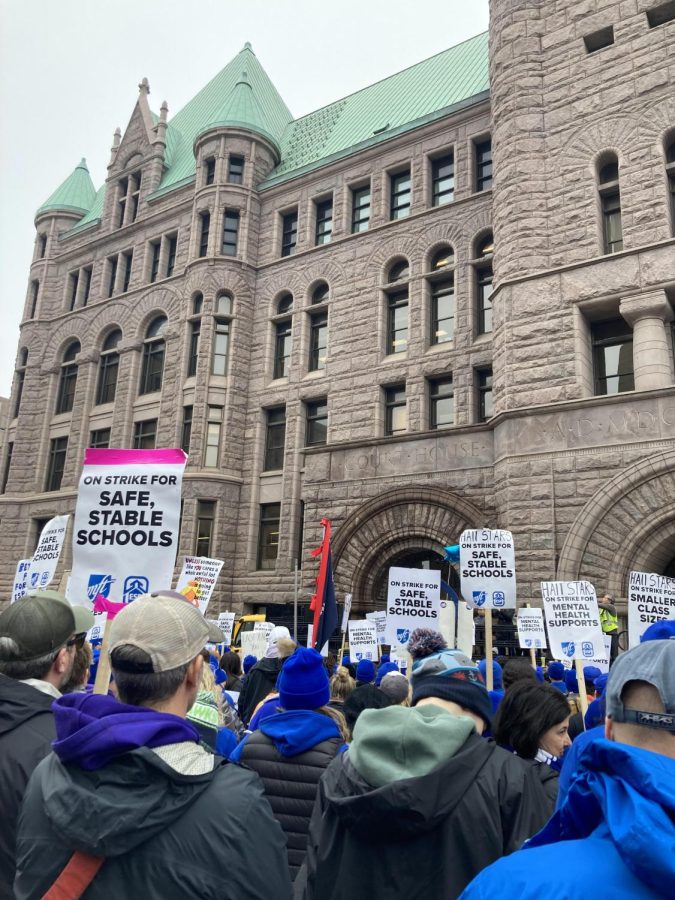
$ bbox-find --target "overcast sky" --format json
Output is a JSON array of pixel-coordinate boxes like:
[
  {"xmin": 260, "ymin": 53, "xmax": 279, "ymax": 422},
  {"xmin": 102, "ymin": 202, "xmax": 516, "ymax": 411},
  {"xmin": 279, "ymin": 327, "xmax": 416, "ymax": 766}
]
[{"xmin": 0, "ymin": 0, "xmax": 489, "ymax": 397}]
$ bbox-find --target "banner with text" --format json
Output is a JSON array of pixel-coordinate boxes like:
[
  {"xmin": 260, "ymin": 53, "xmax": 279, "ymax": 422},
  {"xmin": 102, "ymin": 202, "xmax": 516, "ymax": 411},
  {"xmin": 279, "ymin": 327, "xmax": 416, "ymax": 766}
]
[
  {"xmin": 366, "ymin": 610, "xmax": 387, "ymax": 645},
  {"xmin": 27, "ymin": 516, "xmax": 69, "ymax": 592},
  {"xmin": 517, "ymin": 607, "xmax": 547, "ymax": 649},
  {"xmin": 348, "ymin": 619, "xmax": 378, "ymax": 661},
  {"xmin": 216, "ymin": 612, "xmax": 235, "ymax": 645},
  {"xmin": 68, "ymin": 449, "xmax": 186, "ymax": 607},
  {"xmin": 541, "ymin": 581, "xmax": 605, "ymax": 661},
  {"xmin": 628, "ymin": 570, "xmax": 675, "ymax": 647},
  {"xmin": 254, "ymin": 621, "xmax": 276, "ymax": 641},
  {"xmin": 460, "ymin": 529, "xmax": 516, "ymax": 609},
  {"xmin": 240, "ymin": 630, "xmax": 268, "ymax": 660},
  {"xmin": 385, "ymin": 567, "xmax": 441, "ymax": 647},
  {"xmin": 176, "ymin": 556, "xmax": 224, "ymax": 615},
  {"xmin": 12, "ymin": 558, "xmax": 31, "ymax": 602}
]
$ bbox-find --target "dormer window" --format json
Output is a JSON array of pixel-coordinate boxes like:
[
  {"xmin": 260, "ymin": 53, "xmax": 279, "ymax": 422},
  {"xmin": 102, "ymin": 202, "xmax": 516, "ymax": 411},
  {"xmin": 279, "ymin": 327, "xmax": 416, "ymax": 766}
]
[{"xmin": 117, "ymin": 171, "xmax": 142, "ymax": 227}]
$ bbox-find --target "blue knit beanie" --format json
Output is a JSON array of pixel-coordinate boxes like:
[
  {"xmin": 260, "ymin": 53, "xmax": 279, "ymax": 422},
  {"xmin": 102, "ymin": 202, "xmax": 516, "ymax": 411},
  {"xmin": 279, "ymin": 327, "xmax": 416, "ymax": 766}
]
[
  {"xmin": 379, "ymin": 653, "xmax": 390, "ymax": 664},
  {"xmin": 594, "ymin": 673, "xmax": 609, "ymax": 696},
  {"xmin": 641, "ymin": 619, "xmax": 675, "ymax": 641},
  {"xmin": 278, "ymin": 647, "xmax": 330, "ymax": 710},
  {"xmin": 341, "ymin": 655, "xmax": 351, "ymax": 667},
  {"xmin": 583, "ymin": 665, "xmax": 602, "ymax": 684},
  {"xmin": 375, "ymin": 661, "xmax": 398, "ymax": 686},
  {"xmin": 478, "ymin": 659, "xmax": 503, "ymax": 690},
  {"xmin": 564, "ymin": 669, "xmax": 579, "ymax": 693},
  {"xmin": 356, "ymin": 658, "xmax": 376, "ymax": 684},
  {"xmin": 243, "ymin": 654, "xmax": 257, "ymax": 674},
  {"xmin": 548, "ymin": 661, "xmax": 565, "ymax": 681}
]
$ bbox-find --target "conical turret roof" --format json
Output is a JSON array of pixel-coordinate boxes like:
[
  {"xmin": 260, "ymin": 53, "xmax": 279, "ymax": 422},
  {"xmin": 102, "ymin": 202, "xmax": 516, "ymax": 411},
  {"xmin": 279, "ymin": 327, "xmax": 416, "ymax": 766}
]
[{"xmin": 36, "ymin": 158, "xmax": 96, "ymax": 219}]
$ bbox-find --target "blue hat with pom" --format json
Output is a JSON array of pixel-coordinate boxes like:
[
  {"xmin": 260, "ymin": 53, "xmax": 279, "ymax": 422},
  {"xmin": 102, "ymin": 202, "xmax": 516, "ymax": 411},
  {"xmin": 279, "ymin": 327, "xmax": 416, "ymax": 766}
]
[
  {"xmin": 564, "ymin": 669, "xmax": 579, "ymax": 693},
  {"xmin": 278, "ymin": 646, "xmax": 329, "ymax": 710},
  {"xmin": 641, "ymin": 619, "xmax": 675, "ymax": 642},
  {"xmin": 243, "ymin": 654, "xmax": 257, "ymax": 674},
  {"xmin": 356, "ymin": 659, "xmax": 376, "ymax": 684},
  {"xmin": 548, "ymin": 661, "xmax": 566, "ymax": 681}
]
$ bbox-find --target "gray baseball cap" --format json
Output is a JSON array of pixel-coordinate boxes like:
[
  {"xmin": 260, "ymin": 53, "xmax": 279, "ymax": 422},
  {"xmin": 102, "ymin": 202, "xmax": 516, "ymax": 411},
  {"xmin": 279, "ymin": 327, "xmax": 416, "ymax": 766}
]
[{"xmin": 606, "ymin": 639, "xmax": 675, "ymax": 733}]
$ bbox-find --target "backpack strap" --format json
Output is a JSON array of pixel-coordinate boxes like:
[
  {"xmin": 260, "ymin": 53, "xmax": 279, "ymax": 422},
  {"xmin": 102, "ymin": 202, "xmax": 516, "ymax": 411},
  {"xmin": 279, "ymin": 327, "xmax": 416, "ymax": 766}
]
[{"xmin": 41, "ymin": 852, "xmax": 104, "ymax": 900}]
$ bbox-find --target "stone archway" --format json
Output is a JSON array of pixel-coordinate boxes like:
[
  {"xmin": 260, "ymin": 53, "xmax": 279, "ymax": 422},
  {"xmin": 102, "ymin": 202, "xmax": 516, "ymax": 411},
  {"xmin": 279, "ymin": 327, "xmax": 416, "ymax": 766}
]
[
  {"xmin": 332, "ymin": 486, "xmax": 484, "ymax": 609},
  {"xmin": 557, "ymin": 448, "xmax": 675, "ymax": 596}
]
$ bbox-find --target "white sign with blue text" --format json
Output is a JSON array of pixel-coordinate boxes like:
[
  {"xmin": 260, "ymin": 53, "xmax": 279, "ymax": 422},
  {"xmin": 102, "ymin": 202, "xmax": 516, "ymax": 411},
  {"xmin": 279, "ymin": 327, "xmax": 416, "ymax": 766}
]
[{"xmin": 460, "ymin": 529, "xmax": 516, "ymax": 609}]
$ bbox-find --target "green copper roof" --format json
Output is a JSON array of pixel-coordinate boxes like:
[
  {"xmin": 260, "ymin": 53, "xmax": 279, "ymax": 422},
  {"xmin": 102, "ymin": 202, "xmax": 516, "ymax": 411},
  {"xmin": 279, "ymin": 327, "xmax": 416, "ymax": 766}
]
[
  {"xmin": 263, "ymin": 31, "xmax": 489, "ymax": 186},
  {"xmin": 196, "ymin": 70, "xmax": 280, "ymax": 150},
  {"xmin": 36, "ymin": 158, "xmax": 96, "ymax": 219}
]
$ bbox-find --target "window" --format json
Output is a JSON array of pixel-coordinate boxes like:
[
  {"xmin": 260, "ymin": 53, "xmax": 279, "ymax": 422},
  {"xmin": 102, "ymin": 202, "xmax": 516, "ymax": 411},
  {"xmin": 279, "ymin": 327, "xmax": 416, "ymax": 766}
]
[
  {"xmin": 305, "ymin": 399, "xmax": 328, "ymax": 446},
  {"xmin": 388, "ymin": 259, "xmax": 409, "ymax": 283},
  {"xmin": 598, "ymin": 157, "xmax": 623, "ymax": 254},
  {"xmin": 199, "ymin": 211, "xmax": 210, "ymax": 257},
  {"xmin": 315, "ymin": 197, "xmax": 333, "ymax": 245},
  {"xmin": 129, "ymin": 173, "xmax": 141, "ymax": 223},
  {"xmin": 133, "ymin": 419, "xmax": 157, "ymax": 449},
  {"xmin": 1, "ymin": 442, "xmax": 13, "ymax": 493},
  {"xmin": 312, "ymin": 282, "xmax": 330, "ymax": 305},
  {"xmin": 429, "ymin": 247, "xmax": 455, "ymax": 344},
  {"xmin": 281, "ymin": 210, "xmax": 298, "ymax": 257},
  {"xmin": 165, "ymin": 234, "xmax": 177, "ymax": 277},
  {"xmin": 116, "ymin": 172, "xmax": 141, "ymax": 227},
  {"xmin": 33, "ymin": 518, "xmax": 51, "ymax": 551},
  {"xmin": 264, "ymin": 407, "xmax": 286, "ymax": 470},
  {"xmin": 390, "ymin": 169, "xmax": 411, "ymax": 219},
  {"xmin": 277, "ymin": 292, "xmax": 293, "ymax": 315},
  {"xmin": 309, "ymin": 311, "xmax": 328, "ymax": 371},
  {"xmin": 13, "ymin": 349, "xmax": 27, "ymax": 418},
  {"xmin": 665, "ymin": 137, "xmax": 675, "ymax": 232},
  {"xmin": 205, "ymin": 157, "xmax": 216, "ymax": 185},
  {"xmin": 432, "ymin": 153, "xmax": 455, "ymax": 206},
  {"xmin": 149, "ymin": 241, "xmax": 161, "ymax": 282},
  {"xmin": 476, "ymin": 234, "xmax": 494, "ymax": 335},
  {"xmin": 477, "ymin": 368, "xmax": 493, "ymax": 421},
  {"xmin": 96, "ymin": 329, "xmax": 121, "ymax": 405},
  {"xmin": 29, "ymin": 280, "xmax": 39, "ymax": 318},
  {"xmin": 351, "ymin": 185, "xmax": 371, "ymax": 233},
  {"xmin": 274, "ymin": 319, "xmax": 292, "ymax": 379},
  {"xmin": 204, "ymin": 405, "xmax": 223, "ymax": 467},
  {"xmin": 584, "ymin": 26, "xmax": 614, "ymax": 52},
  {"xmin": 68, "ymin": 271, "xmax": 79, "ymax": 311},
  {"xmin": 117, "ymin": 177, "xmax": 127, "ymax": 227},
  {"xmin": 212, "ymin": 319, "xmax": 230, "ymax": 375},
  {"xmin": 82, "ymin": 267, "xmax": 92, "ymax": 306},
  {"xmin": 46, "ymin": 437, "xmax": 68, "ymax": 491},
  {"xmin": 139, "ymin": 316, "xmax": 167, "ymax": 395},
  {"xmin": 216, "ymin": 292, "xmax": 232, "ymax": 316},
  {"xmin": 592, "ymin": 320, "xmax": 634, "ymax": 395},
  {"xmin": 107, "ymin": 256, "xmax": 118, "ymax": 298},
  {"xmin": 647, "ymin": 1, "xmax": 675, "ymax": 27},
  {"xmin": 228, "ymin": 155, "xmax": 244, "ymax": 184},
  {"xmin": 89, "ymin": 428, "xmax": 111, "ymax": 449},
  {"xmin": 384, "ymin": 385, "xmax": 407, "ymax": 435},
  {"xmin": 475, "ymin": 139, "xmax": 493, "ymax": 192},
  {"xmin": 257, "ymin": 503, "xmax": 280, "ymax": 569},
  {"xmin": 181, "ymin": 406, "xmax": 193, "ymax": 455},
  {"xmin": 192, "ymin": 292, "xmax": 204, "ymax": 316},
  {"xmin": 39, "ymin": 234, "xmax": 47, "ymax": 258},
  {"xmin": 122, "ymin": 251, "xmax": 133, "ymax": 293},
  {"xmin": 221, "ymin": 210, "xmax": 239, "ymax": 256},
  {"xmin": 196, "ymin": 500, "xmax": 216, "ymax": 556},
  {"xmin": 56, "ymin": 341, "xmax": 80, "ymax": 415},
  {"xmin": 387, "ymin": 291, "xmax": 409, "ymax": 355},
  {"xmin": 187, "ymin": 320, "xmax": 200, "ymax": 377},
  {"xmin": 429, "ymin": 377, "xmax": 454, "ymax": 429}
]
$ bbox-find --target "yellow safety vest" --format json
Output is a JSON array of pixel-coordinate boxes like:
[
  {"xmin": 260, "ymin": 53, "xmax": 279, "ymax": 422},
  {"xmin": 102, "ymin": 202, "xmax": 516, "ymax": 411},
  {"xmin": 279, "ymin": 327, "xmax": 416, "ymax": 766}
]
[{"xmin": 599, "ymin": 607, "xmax": 618, "ymax": 633}]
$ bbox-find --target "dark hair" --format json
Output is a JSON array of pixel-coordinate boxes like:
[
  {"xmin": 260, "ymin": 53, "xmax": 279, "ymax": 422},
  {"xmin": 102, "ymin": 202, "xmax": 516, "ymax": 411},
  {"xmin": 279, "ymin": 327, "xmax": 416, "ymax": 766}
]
[
  {"xmin": 502, "ymin": 658, "xmax": 538, "ymax": 691},
  {"xmin": 61, "ymin": 642, "xmax": 93, "ymax": 694},
  {"xmin": 0, "ymin": 637, "xmax": 61, "ymax": 681},
  {"xmin": 493, "ymin": 681, "xmax": 571, "ymax": 759},
  {"xmin": 220, "ymin": 650, "xmax": 241, "ymax": 679},
  {"xmin": 111, "ymin": 645, "xmax": 190, "ymax": 706}
]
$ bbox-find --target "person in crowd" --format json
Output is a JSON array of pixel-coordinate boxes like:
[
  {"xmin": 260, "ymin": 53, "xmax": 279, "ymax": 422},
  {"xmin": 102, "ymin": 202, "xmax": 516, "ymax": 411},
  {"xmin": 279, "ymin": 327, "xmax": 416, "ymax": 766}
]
[
  {"xmin": 546, "ymin": 660, "xmax": 568, "ymax": 694},
  {"xmin": 186, "ymin": 650, "xmax": 238, "ymax": 757},
  {"xmin": 242, "ymin": 653, "xmax": 258, "ymax": 678},
  {"xmin": 502, "ymin": 657, "xmax": 538, "ymax": 692},
  {"xmin": 460, "ymin": 638, "xmax": 675, "ymax": 899},
  {"xmin": 300, "ymin": 628, "xmax": 550, "ymax": 899},
  {"xmin": 378, "ymin": 670, "xmax": 410, "ymax": 706},
  {"xmin": 238, "ymin": 626, "xmax": 294, "ymax": 724},
  {"xmin": 13, "ymin": 590, "xmax": 291, "ymax": 900},
  {"xmin": 341, "ymin": 655, "xmax": 357, "ymax": 680},
  {"xmin": 219, "ymin": 649, "xmax": 244, "ymax": 693},
  {"xmin": 374, "ymin": 660, "xmax": 398, "ymax": 686},
  {"xmin": 640, "ymin": 619, "xmax": 675, "ymax": 642},
  {"xmin": 328, "ymin": 665, "xmax": 355, "ymax": 712},
  {"xmin": 493, "ymin": 680, "xmax": 571, "ymax": 806},
  {"xmin": 567, "ymin": 666, "xmax": 605, "ymax": 740},
  {"xmin": 583, "ymin": 665, "xmax": 602, "ymax": 701},
  {"xmin": 343, "ymin": 660, "xmax": 392, "ymax": 734},
  {"xmin": 478, "ymin": 659, "xmax": 505, "ymax": 713},
  {"xmin": 231, "ymin": 647, "xmax": 346, "ymax": 882},
  {"xmin": 0, "ymin": 590, "xmax": 93, "ymax": 898},
  {"xmin": 598, "ymin": 592, "xmax": 619, "ymax": 662},
  {"xmin": 245, "ymin": 637, "xmax": 298, "ymax": 730},
  {"xmin": 60, "ymin": 641, "xmax": 93, "ymax": 694},
  {"xmin": 354, "ymin": 658, "xmax": 375, "ymax": 686}
]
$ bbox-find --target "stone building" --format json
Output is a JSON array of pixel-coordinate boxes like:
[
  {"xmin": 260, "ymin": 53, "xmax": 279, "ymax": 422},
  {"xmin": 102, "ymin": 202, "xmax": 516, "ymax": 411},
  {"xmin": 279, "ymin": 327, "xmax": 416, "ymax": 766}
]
[{"xmin": 1, "ymin": 0, "xmax": 675, "ymax": 627}]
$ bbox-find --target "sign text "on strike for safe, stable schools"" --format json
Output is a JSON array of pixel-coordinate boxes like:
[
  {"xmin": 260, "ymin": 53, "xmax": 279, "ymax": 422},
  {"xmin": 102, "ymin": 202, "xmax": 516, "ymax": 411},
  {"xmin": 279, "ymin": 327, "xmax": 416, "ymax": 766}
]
[{"xmin": 76, "ymin": 489, "xmax": 172, "ymax": 548}]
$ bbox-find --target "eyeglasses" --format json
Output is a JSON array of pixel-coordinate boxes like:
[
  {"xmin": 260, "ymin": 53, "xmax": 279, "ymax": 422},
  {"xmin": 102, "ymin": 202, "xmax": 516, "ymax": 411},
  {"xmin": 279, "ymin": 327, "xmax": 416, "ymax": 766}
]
[{"xmin": 66, "ymin": 633, "xmax": 87, "ymax": 650}]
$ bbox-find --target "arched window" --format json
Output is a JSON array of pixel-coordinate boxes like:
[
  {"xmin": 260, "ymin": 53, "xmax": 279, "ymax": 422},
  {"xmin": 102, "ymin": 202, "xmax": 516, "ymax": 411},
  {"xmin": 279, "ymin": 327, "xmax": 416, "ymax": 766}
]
[
  {"xmin": 666, "ymin": 135, "xmax": 675, "ymax": 234},
  {"xmin": 187, "ymin": 294, "xmax": 203, "ymax": 378},
  {"xmin": 311, "ymin": 282, "xmax": 330, "ymax": 305},
  {"xmin": 96, "ymin": 329, "xmax": 122, "ymax": 405},
  {"xmin": 274, "ymin": 294, "xmax": 293, "ymax": 379},
  {"xmin": 192, "ymin": 292, "xmax": 204, "ymax": 316},
  {"xmin": 387, "ymin": 259, "xmax": 410, "ymax": 283},
  {"xmin": 598, "ymin": 154, "xmax": 623, "ymax": 254},
  {"xmin": 428, "ymin": 246, "xmax": 455, "ymax": 345},
  {"xmin": 277, "ymin": 292, "xmax": 293, "ymax": 315},
  {"xmin": 476, "ymin": 233, "xmax": 494, "ymax": 335},
  {"xmin": 56, "ymin": 341, "xmax": 81, "ymax": 414},
  {"xmin": 13, "ymin": 349, "xmax": 28, "ymax": 418},
  {"xmin": 213, "ymin": 293, "xmax": 233, "ymax": 376},
  {"xmin": 139, "ymin": 316, "xmax": 167, "ymax": 395}
]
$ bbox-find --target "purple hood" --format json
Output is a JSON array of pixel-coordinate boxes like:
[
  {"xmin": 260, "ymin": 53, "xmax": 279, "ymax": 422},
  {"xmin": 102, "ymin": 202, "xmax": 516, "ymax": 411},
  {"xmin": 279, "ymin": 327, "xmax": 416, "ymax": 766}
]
[{"xmin": 52, "ymin": 692, "xmax": 200, "ymax": 771}]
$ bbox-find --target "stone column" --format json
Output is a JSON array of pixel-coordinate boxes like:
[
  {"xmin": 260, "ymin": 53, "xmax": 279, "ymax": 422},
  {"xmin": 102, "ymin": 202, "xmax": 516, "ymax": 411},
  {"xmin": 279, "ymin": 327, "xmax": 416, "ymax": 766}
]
[{"xmin": 619, "ymin": 290, "xmax": 674, "ymax": 391}]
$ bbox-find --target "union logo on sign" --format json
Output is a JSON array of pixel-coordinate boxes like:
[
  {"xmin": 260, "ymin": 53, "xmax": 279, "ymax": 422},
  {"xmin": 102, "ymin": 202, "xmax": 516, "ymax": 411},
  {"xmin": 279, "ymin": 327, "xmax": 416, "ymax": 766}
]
[{"xmin": 561, "ymin": 641, "xmax": 576, "ymax": 658}]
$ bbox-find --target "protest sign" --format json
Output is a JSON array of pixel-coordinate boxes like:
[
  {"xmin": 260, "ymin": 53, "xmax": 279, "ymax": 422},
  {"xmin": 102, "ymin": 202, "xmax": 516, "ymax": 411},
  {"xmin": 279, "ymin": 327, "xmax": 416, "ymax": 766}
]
[
  {"xmin": 12, "ymin": 558, "xmax": 31, "ymax": 602},
  {"xmin": 366, "ymin": 610, "xmax": 387, "ymax": 645},
  {"xmin": 389, "ymin": 646, "xmax": 407, "ymax": 674},
  {"xmin": 459, "ymin": 529, "xmax": 516, "ymax": 609},
  {"xmin": 348, "ymin": 620, "xmax": 378, "ymax": 661},
  {"xmin": 541, "ymin": 581, "xmax": 605, "ymax": 661},
  {"xmin": 27, "ymin": 516, "xmax": 69, "ymax": 592},
  {"xmin": 385, "ymin": 567, "xmax": 441, "ymax": 648},
  {"xmin": 306, "ymin": 624, "xmax": 329, "ymax": 656},
  {"xmin": 216, "ymin": 612, "xmax": 235, "ymax": 645},
  {"xmin": 176, "ymin": 556, "xmax": 224, "ymax": 615},
  {"xmin": 341, "ymin": 593, "xmax": 353, "ymax": 632},
  {"xmin": 517, "ymin": 607, "xmax": 547, "ymax": 650},
  {"xmin": 254, "ymin": 621, "xmax": 275, "ymax": 641},
  {"xmin": 240, "ymin": 630, "xmax": 268, "ymax": 660},
  {"xmin": 68, "ymin": 448, "xmax": 186, "ymax": 607},
  {"xmin": 628, "ymin": 570, "xmax": 675, "ymax": 647},
  {"xmin": 87, "ymin": 612, "xmax": 106, "ymax": 644}
]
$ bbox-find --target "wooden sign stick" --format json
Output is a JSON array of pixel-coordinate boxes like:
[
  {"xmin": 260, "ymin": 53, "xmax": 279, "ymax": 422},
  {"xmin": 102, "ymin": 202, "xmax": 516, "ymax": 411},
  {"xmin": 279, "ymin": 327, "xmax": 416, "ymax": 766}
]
[
  {"xmin": 92, "ymin": 595, "xmax": 127, "ymax": 695},
  {"xmin": 574, "ymin": 657, "xmax": 589, "ymax": 719},
  {"xmin": 485, "ymin": 610, "xmax": 494, "ymax": 692}
]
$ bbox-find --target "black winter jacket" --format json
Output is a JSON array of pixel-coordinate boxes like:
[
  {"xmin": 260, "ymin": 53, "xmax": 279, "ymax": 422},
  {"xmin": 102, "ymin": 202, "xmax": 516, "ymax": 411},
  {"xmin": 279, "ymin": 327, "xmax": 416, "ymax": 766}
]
[
  {"xmin": 14, "ymin": 747, "xmax": 292, "ymax": 900},
  {"xmin": 300, "ymin": 732, "xmax": 551, "ymax": 900},
  {"xmin": 0, "ymin": 675, "xmax": 55, "ymax": 899},
  {"xmin": 238, "ymin": 656, "xmax": 283, "ymax": 724}
]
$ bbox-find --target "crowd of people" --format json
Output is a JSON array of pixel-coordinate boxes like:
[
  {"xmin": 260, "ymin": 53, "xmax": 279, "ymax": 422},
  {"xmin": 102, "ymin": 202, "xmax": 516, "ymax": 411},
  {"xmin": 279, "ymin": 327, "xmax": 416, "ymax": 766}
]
[{"xmin": 0, "ymin": 588, "xmax": 673, "ymax": 898}]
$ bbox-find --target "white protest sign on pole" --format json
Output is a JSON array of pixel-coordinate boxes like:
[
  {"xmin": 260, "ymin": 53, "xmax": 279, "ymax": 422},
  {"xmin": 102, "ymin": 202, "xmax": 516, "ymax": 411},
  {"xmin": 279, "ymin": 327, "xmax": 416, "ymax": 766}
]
[
  {"xmin": 12, "ymin": 559, "xmax": 31, "ymax": 602},
  {"xmin": 389, "ymin": 646, "xmax": 407, "ymax": 674},
  {"xmin": 240, "ymin": 630, "xmax": 268, "ymax": 660},
  {"xmin": 459, "ymin": 529, "xmax": 516, "ymax": 609},
  {"xmin": 517, "ymin": 607, "xmax": 547, "ymax": 650},
  {"xmin": 341, "ymin": 593, "xmax": 353, "ymax": 632},
  {"xmin": 628, "ymin": 570, "xmax": 675, "ymax": 647},
  {"xmin": 366, "ymin": 610, "xmax": 387, "ymax": 645},
  {"xmin": 254, "ymin": 621, "xmax": 275, "ymax": 641},
  {"xmin": 347, "ymin": 620, "xmax": 378, "ymax": 661},
  {"xmin": 68, "ymin": 449, "xmax": 187, "ymax": 607},
  {"xmin": 541, "ymin": 581, "xmax": 605, "ymax": 661},
  {"xmin": 175, "ymin": 556, "xmax": 224, "ymax": 615},
  {"xmin": 216, "ymin": 612, "xmax": 235, "ymax": 645},
  {"xmin": 87, "ymin": 612, "xmax": 107, "ymax": 644},
  {"xmin": 27, "ymin": 516, "xmax": 69, "ymax": 592},
  {"xmin": 385, "ymin": 567, "xmax": 441, "ymax": 648}
]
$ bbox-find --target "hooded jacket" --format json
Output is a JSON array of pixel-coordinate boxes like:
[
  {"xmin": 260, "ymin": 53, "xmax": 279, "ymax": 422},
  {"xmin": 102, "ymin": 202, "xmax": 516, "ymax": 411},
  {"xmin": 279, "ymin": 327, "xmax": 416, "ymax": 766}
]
[
  {"xmin": 300, "ymin": 704, "xmax": 550, "ymax": 900},
  {"xmin": 233, "ymin": 710, "xmax": 344, "ymax": 880},
  {"xmin": 460, "ymin": 738, "xmax": 675, "ymax": 899},
  {"xmin": 0, "ymin": 674, "xmax": 56, "ymax": 899},
  {"xmin": 13, "ymin": 692, "xmax": 291, "ymax": 900},
  {"xmin": 238, "ymin": 656, "xmax": 283, "ymax": 724}
]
